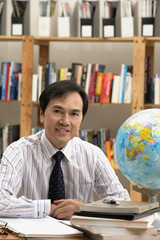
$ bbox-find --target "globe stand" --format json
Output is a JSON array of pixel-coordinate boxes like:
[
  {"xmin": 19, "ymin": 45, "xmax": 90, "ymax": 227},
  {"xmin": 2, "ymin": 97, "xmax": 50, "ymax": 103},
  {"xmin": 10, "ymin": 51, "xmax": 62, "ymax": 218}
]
[{"xmin": 132, "ymin": 185, "xmax": 160, "ymax": 203}]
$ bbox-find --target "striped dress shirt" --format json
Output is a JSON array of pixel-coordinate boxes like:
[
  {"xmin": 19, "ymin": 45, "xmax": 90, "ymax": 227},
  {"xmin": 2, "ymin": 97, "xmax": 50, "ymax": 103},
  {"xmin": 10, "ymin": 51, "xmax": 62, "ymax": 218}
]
[{"xmin": 0, "ymin": 130, "xmax": 130, "ymax": 218}]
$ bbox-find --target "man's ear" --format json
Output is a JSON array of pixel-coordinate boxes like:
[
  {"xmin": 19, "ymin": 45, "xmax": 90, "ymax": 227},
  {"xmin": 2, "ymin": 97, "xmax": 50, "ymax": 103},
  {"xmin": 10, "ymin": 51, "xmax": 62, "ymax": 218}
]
[{"xmin": 40, "ymin": 109, "xmax": 44, "ymax": 124}]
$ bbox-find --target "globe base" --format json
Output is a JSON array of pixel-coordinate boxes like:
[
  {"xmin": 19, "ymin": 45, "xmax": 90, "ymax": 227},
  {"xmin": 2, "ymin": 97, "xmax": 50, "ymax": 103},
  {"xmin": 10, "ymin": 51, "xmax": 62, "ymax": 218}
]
[{"xmin": 132, "ymin": 185, "xmax": 160, "ymax": 203}]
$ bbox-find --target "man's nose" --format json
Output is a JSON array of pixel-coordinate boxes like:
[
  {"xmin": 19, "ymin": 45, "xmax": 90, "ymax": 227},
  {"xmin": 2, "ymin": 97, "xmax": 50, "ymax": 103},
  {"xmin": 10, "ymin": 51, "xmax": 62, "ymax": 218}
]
[{"xmin": 60, "ymin": 114, "xmax": 70, "ymax": 125}]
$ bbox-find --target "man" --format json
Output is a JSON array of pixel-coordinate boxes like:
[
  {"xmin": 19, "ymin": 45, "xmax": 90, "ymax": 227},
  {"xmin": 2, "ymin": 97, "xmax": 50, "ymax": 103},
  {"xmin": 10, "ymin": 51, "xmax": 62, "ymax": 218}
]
[{"xmin": 0, "ymin": 80, "xmax": 130, "ymax": 219}]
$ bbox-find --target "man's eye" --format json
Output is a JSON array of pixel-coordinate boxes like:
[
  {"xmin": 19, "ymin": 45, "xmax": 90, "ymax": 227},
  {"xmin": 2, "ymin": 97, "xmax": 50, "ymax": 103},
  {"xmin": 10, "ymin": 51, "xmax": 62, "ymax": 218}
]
[
  {"xmin": 54, "ymin": 110, "xmax": 61, "ymax": 114},
  {"xmin": 72, "ymin": 112, "xmax": 79, "ymax": 116}
]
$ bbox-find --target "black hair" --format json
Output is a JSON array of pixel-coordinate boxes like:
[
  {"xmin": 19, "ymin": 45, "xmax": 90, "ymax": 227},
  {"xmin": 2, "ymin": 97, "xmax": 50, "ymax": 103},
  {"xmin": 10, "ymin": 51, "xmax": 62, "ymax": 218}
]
[{"xmin": 39, "ymin": 80, "xmax": 88, "ymax": 118}]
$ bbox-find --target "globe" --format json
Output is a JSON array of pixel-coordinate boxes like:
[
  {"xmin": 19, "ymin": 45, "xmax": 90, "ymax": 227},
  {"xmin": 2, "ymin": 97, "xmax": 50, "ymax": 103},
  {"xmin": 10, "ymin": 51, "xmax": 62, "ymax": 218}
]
[{"xmin": 115, "ymin": 108, "xmax": 160, "ymax": 190}]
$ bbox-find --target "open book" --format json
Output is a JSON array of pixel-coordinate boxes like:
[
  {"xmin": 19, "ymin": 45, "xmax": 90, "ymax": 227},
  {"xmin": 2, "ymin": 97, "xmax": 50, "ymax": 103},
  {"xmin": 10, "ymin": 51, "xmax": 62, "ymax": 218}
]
[{"xmin": 0, "ymin": 216, "xmax": 83, "ymax": 238}]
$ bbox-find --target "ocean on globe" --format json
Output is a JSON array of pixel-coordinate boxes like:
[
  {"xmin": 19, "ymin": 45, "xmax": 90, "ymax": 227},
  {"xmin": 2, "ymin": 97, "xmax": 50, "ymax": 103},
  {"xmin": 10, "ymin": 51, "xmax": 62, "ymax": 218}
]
[{"xmin": 115, "ymin": 108, "xmax": 160, "ymax": 190}]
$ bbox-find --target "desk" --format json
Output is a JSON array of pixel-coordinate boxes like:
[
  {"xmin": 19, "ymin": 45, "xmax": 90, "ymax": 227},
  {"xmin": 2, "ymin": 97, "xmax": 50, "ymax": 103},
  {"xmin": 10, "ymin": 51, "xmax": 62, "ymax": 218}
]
[
  {"xmin": 0, "ymin": 233, "xmax": 88, "ymax": 240},
  {"xmin": 1, "ymin": 232, "xmax": 160, "ymax": 240}
]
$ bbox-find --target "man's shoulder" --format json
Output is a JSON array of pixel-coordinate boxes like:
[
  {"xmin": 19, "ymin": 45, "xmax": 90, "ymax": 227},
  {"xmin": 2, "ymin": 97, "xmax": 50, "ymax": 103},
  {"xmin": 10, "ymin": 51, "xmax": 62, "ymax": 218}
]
[
  {"xmin": 72, "ymin": 137, "xmax": 100, "ymax": 150},
  {"xmin": 11, "ymin": 129, "xmax": 44, "ymax": 148}
]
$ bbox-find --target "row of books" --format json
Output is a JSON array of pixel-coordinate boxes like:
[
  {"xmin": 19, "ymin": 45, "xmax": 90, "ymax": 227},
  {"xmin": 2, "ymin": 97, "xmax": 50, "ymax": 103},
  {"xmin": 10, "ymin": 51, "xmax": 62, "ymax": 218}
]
[
  {"xmin": 0, "ymin": 124, "xmax": 20, "ymax": 158},
  {"xmin": 0, "ymin": 62, "xmax": 22, "ymax": 101},
  {"xmin": 32, "ymin": 61, "xmax": 133, "ymax": 105},
  {"xmin": 1, "ymin": 0, "xmax": 160, "ymax": 37},
  {"xmin": 39, "ymin": 0, "xmax": 56, "ymax": 17},
  {"xmin": 79, "ymin": 128, "xmax": 115, "ymax": 169},
  {"xmin": 12, "ymin": 0, "xmax": 27, "ymax": 18},
  {"xmin": 80, "ymin": 1, "xmax": 95, "ymax": 19}
]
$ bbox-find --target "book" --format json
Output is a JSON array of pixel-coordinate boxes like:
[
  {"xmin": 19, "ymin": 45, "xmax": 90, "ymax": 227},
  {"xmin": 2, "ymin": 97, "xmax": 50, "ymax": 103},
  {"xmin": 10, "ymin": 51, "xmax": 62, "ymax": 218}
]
[
  {"xmin": 121, "ymin": 64, "xmax": 128, "ymax": 103},
  {"xmin": 8, "ymin": 125, "xmax": 20, "ymax": 145},
  {"xmin": 32, "ymin": 74, "xmax": 38, "ymax": 102},
  {"xmin": 124, "ymin": 72, "xmax": 133, "ymax": 103},
  {"xmin": 71, "ymin": 63, "xmax": 83, "ymax": 86},
  {"xmin": 1, "ymin": 62, "xmax": 10, "ymax": 100},
  {"xmin": 111, "ymin": 75, "xmax": 121, "ymax": 103},
  {"xmin": 0, "ymin": 216, "xmax": 83, "ymax": 238},
  {"xmin": 9, "ymin": 62, "xmax": 22, "ymax": 100},
  {"xmin": 154, "ymin": 74, "xmax": 160, "ymax": 104},
  {"xmin": 37, "ymin": 65, "xmax": 43, "ymax": 98},
  {"xmin": 70, "ymin": 214, "xmax": 156, "ymax": 229},
  {"xmin": 88, "ymin": 64, "xmax": 99, "ymax": 103},
  {"xmin": 95, "ymin": 72, "xmax": 103, "ymax": 103},
  {"xmin": 79, "ymin": 200, "xmax": 160, "ymax": 215},
  {"xmin": 72, "ymin": 224, "xmax": 157, "ymax": 240},
  {"xmin": 4, "ymin": 62, "xmax": 11, "ymax": 101},
  {"xmin": 85, "ymin": 63, "xmax": 92, "ymax": 95},
  {"xmin": 100, "ymin": 72, "xmax": 113, "ymax": 103}
]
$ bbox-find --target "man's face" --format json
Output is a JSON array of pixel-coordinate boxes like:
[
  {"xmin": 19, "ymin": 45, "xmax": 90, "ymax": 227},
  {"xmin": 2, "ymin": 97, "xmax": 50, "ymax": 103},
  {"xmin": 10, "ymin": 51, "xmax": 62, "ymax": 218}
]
[{"xmin": 40, "ymin": 92, "xmax": 83, "ymax": 149}]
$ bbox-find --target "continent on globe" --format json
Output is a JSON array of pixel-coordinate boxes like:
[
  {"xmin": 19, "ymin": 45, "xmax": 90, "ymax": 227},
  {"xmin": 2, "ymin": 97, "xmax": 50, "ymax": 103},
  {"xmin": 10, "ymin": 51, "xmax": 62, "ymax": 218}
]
[{"xmin": 115, "ymin": 109, "xmax": 160, "ymax": 190}]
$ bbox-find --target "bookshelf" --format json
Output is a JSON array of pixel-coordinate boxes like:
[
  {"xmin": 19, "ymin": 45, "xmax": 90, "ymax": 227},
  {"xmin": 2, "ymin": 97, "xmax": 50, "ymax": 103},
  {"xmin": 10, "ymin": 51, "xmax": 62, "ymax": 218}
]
[
  {"xmin": 0, "ymin": 36, "xmax": 160, "ymax": 201},
  {"xmin": 0, "ymin": 35, "xmax": 33, "ymax": 137}
]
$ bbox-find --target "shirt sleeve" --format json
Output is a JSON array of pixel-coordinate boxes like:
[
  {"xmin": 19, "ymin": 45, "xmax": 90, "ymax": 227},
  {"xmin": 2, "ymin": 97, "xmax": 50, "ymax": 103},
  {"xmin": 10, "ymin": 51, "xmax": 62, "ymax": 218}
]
[
  {"xmin": 0, "ymin": 146, "xmax": 51, "ymax": 218},
  {"xmin": 94, "ymin": 148, "xmax": 130, "ymax": 201}
]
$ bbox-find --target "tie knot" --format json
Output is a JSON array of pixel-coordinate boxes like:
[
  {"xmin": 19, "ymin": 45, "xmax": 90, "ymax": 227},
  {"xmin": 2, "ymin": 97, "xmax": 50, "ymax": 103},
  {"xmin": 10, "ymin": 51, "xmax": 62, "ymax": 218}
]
[{"xmin": 53, "ymin": 151, "xmax": 64, "ymax": 163}]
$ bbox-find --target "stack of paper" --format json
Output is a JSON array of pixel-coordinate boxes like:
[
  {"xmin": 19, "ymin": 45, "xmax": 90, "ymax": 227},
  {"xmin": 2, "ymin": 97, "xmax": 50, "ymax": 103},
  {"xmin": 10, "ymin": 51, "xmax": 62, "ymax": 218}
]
[{"xmin": 0, "ymin": 216, "xmax": 83, "ymax": 238}]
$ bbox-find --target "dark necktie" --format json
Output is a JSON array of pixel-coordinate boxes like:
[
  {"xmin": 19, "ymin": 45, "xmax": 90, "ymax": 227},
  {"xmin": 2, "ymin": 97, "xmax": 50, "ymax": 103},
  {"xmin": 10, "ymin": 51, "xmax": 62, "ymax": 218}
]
[{"xmin": 48, "ymin": 151, "xmax": 65, "ymax": 203}]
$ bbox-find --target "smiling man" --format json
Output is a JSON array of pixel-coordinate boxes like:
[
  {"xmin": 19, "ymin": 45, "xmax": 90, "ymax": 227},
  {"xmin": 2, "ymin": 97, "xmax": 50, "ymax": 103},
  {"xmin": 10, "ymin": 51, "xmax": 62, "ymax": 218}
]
[{"xmin": 0, "ymin": 80, "xmax": 130, "ymax": 219}]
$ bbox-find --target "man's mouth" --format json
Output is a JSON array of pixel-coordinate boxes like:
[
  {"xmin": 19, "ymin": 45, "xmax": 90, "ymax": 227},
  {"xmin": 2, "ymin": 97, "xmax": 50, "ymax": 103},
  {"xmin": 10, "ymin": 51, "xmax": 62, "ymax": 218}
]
[{"xmin": 56, "ymin": 128, "xmax": 70, "ymax": 133}]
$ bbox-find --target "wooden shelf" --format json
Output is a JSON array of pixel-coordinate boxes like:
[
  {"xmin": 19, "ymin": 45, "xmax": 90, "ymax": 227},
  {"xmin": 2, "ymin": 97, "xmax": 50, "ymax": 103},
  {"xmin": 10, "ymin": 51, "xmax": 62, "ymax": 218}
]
[
  {"xmin": 1, "ymin": 35, "xmax": 159, "ymax": 202},
  {"xmin": 34, "ymin": 36, "xmax": 134, "ymax": 45}
]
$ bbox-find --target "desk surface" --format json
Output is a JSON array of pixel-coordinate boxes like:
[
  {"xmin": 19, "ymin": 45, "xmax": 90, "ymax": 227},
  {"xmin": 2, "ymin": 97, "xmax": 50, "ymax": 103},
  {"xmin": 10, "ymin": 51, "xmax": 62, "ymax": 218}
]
[
  {"xmin": 1, "ymin": 232, "xmax": 160, "ymax": 240},
  {"xmin": 0, "ymin": 233, "xmax": 88, "ymax": 240}
]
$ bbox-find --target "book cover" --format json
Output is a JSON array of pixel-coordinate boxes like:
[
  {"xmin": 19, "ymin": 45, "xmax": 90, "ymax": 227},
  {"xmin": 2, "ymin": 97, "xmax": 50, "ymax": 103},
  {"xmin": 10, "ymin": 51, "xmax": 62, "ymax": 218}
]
[
  {"xmin": 100, "ymin": 72, "xmax": 113, "ymax": 103},
  {"xmin": 144, "ymin": 56, "xmax": 152, "ymax": 103},
  {"xmin": 48, "ymin": 61, "xmax": 55, "ymax": 85},
  {"xmin": 8, "ymin": 124, "xmax": 20, "ymax": 145},
  {"xmin": 111, "ymin": 75, "xmax": 121, "ymax": 103},
  {"xmin": 154, "ymin": 74, "xmax": 160, "ymax": 104},
  {"xmin": 4, "ymin": 62, "xmax": 11, "ymax": 101},
  {"xmin": 85, "ymin": 63, "xmax": 92, "ymax": 95},
  {"xmin": 70, "ymin": 213, "xmax": 156, "ymax": 229},
  {"xmin": 32, "ymin": 74, "xmax": 38, "ymax": 102},
  {"xmin": 71, "ymin": 63, "xmax": 82, "ymax": 83},
  {"xmin": 72, "ymin": 224, "xmax": 157, "ymax": 240},
  {"xmin": 121, "ymin": 64, "xmax": 128, "ymax": 103},
  {"xmin": 79, "ymin": 200, "xmax": 159, "ymax": 215},
  {"xmin": 95, "ymin": 72, "xmax": 103, "ymax": 103},
  {"xmin": 75, "ymin": 64, "xmax": 83, "ymax": 86},
  {"xmin": 81, "ymin": 65, "xmax": 87, "ymax": 90},
  {"xmin": 88, "ymin": 64, "xmax": 99, "ymax": 103},
  {"xmin": 105, "ymin": 140, "xmax": 112, "ymax": 164},
  {"xmin": 124, "ymin": 72, "xmax": 133, "ymax": 103},
  {"xmin": 1, "ymin": 62, "xmax": 10, "ymax": 100},
  {"xmin": 9, "ymin": 62, "xmax": 22, "ymax": 100},
  {"xmin": 38, "ymin": 65, "xmax": 43, "ymax": 98}
]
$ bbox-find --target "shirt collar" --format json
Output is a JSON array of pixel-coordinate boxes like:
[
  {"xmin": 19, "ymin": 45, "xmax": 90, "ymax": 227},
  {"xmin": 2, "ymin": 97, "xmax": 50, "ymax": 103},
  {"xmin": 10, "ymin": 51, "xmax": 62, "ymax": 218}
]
[{"xmin": 41, "ymin": 130, "xmax": 74, "ymax": 163}]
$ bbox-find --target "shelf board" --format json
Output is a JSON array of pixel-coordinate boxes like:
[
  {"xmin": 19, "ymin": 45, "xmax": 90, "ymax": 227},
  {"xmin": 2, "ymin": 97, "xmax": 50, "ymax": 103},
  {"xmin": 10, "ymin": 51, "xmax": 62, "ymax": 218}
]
[
  {"xmin": 34, "ymin": 36, "xmax": 134, "ymax": 45},
  {"xmin": 0, "ymin": 36, "xmax": 24, "ymax": 42},
  {"xmin": 0, "ymin": 100, "xmax": 20, "ymax": 103},
  {"xmin": 0, "ymin": 36, "xmax": 160, "ymax": 44},
  {"xmin": 145, "ymin": 103, "xmax": 160, "ymax": 108},
  {"xmin": 145, "ymin": 37, "xmax": 160, "ymax": 42}
]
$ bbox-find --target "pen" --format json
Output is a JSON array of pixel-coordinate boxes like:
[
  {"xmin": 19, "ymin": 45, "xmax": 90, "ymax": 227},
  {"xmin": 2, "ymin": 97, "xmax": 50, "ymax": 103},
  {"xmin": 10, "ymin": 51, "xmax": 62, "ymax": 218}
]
[{"xmin": 103, "ymin": 199, "xmax": 120, "ymax": 206}]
